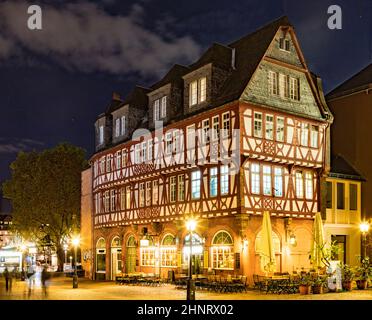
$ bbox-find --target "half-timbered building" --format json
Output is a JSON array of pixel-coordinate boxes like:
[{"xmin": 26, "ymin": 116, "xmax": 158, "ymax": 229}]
[{"xmin": 81, "ymin": 16, "xmax": 334, "ymax": 281}]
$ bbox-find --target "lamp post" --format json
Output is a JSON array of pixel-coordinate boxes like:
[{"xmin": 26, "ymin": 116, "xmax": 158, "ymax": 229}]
[
  {"xmin": 71, "ymin": 236, "xmax": 80, "ymax": 289},
  {"xmin": 63, "ymin": 243, "xmax": 68, "ymax": 265},
  {"xmin": 186, "ymin": 219, "xmax": 196, "ymax": 301},
  {"xmin": 359, "ymin": 222, "xmax": 370, "ymax": 259}
]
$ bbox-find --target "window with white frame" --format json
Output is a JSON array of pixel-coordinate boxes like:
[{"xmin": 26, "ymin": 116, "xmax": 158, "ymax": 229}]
[
  {"xmin": 126, "ymin": 186, "xmax": 131, "ymax": 209},
  {"xmin": 122, "ymin": 149, "xmax": 127, "ymax": 167},
  {"xmin": 161, "ymin": 234, "xmax": 177, "ymax": 267},
  {"xmin": 220, "ymin": 165, "xmax": 229, "ymax": 195},
  {"xmin": 296, "ymin": 171, "xmax": 304, "ymax": 198},
  {"xmin": 279, "ymin": 73, "xmax": 289, "ymax": 98},
  {"xmin": 115, "ymin": 118, "xmax": 120, "ymax": 137},
  {"xmin": 290, "ymin": 77, "xmax": 300, "ymax": 100},
  {"xmin": 305, "ymin": 172, "xmax": 313, "ymax": 199},
  {"xmin": 173, "ymin": 130, "xmax": 180, "ymax": 153},
  {"xmin": 110, "ymin": 190, "xmax": 116, "ymax": 211},
  {"xmin": 199, "ymin": 77, "xmax": 207, "ymax": 102},
  {"xmin": 146, "ymin": 181, "xmax": 152, "ymax": 206},
  {"xmin": 212, "ymin": 116, "xmax": 219, "ymax": 141},
  {"xmin": 263, "ymin": 165, "xmax": 272, "ymax": 196},
  {"xmin": 265, "ymin": 115, "xmax": 274, "ymax": 140},
  {"xmin": 161, "ymin": 96, "xmax": 167, "ymax": 118},
  {"xmin": 189, "ymin": 80, "xmax": 198, "ymax": 106},
  {"xmin": 251, "ymin": 163, "xmax": 260, "ymax": 194},
  {"xmin": 106, "ymin": 155, "xmax": 112, "ymax": 172},
  {"xmin": 274, "ymin": 167, "xmax": 283, "ymax": 197},
  {"xmin": 148, "ymin": 140, "xmax": 153, "ymax": 162},
  {"xmin": 165, "ymin": 132, "xmax": 172, "ymax": 155},
  {"xmin": 99, "ymin": 125, "xmax": 104, "ymax": 144},
  {"xmin": 152, "ymin": 180, "xmax": 158, "ymax": 205},
  {"xmin": 276, "ymin": 117, "xmax": 285, "ymax": 142},
  {"xmin": 222, "ymin": 112, "xmax": 230, "ymax": 138},
  {"xmin": 187, "ymin": 125, "xmax": 196, "ymax": 150},
  {"xmin": 170, "ymin": 176, "xmax": 176, "ymax": 202},
  {"xmin": 202, "ymin": 119, "xmax": 210, "ymax": 144},
  {"xmin": 142, "ymin": 141, "xmax": 147, "ymax": 162},
  {"xmin": 121, "ymin": 116, "xmax": 126, "ymax": 136},
  {"xmin": 254, "ymin": 112, "xmax": 263, "ymax": 138},
  {"xmin": 178, "ymin": 175, "xmax": 185, "ymax": 202},
  {"xmin": 210, "ymin": 167, "xmax": 218, "ymax": 197},
  {"xmin": 141, "ymin": 244, "xmax": 156, "ymax": 267},
  {"xmin": 154, "ymin": 99, "xmax": 160, "ymax": 121},
  {"xmin": 211, "ymin": 231, "xmax": 234, "ymax": 269},
  {"xmin": 301, "ymin": 123, "xmax": 309, "ymax": 146},
  {"xmin": 269, "ymin": 71, "xmax": 279, "ymax": 95},
  {"xmin": 310, "ymin": 125, "xmax": 319, "ymax": 148},
  {"xmin": 104, "ymin": 191, "xmax": 110, "ymax": 212},
  {"xmin": 120, "ymin": 187, "xmax": 125, "ymax": 210},
  {"xmin": 116, "ymin": 151, "xmax": 121, "ymax": 169},
  {"xmin": 135, "ymin": 144, "xmax": 141, "ymax": 164},
  {"xmin": 191, "ymin": 170, "xmax": 201, "ymax": 199},
  {"xmin": 139, "ymin": 183, "xmax": 145, "ymax": 207}
]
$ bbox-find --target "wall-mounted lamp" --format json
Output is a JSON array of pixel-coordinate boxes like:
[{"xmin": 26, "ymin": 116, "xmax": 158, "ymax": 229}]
[
  {"xmin": 289, "ymin": 233, "xmax": 297, "ymax": 246},
  {"xmin": 241, "ymin": 236, "xmax": 248, "ymax": 252},
  {"xmin": 284, "ymin": 218, "xmax": 297, "ymax": 246}
]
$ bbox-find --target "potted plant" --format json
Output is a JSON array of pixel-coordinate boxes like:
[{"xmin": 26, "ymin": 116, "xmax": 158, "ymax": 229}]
[
  {"xmin": 299, "ymin": 274, "xmax": 311, "ymax": 295},
  {"xmin": 340, "ymin": 263, "xmax": 355, "ymax": 291},
  {"xmin": 312, "ymin": 275, "xmax": 327, "ymax": 294},
  {"xmin": 355, "ymin": 257, "xmax": 371, "ymax": 290}
]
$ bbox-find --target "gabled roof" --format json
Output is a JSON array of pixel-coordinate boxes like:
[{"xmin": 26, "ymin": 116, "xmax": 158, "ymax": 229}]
[
  {"xmin": 212, "ymin": 16, "xmax": 292, "ymax": 107},
  {"xmin": 326, "ymin": 63, "xmax": 372, "ymax": 100},
  {"xmin": 150, "ymin": 64, "xmax": 189, "ymax": 91},
  {"xmin": 329, "ymin": 154, "xmax": 366, "ymax": 181}
]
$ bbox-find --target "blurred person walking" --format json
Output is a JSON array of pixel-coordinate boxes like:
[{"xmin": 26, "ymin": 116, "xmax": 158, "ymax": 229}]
[
  {"xmin": 3, "ymin": 267, "xmax": 10, "ymax": 292},
  {"xmin": 41, "ymin": 265, "xmax": 49, "ymax": 297}
]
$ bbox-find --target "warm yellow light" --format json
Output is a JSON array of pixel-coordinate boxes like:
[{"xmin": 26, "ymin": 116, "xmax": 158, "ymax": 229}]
[
  {"xmin": 20, "ymin": 244, "xmax": 27, "ymax": 251},
  {"xmin": 359, "ymin": 222, "xmax": 370, "ymax": 233},
  {"xmin": 186, "ymin": 219, "xmax": 197, "ymax": 232},
  {"xmin": 71, "ymin": 236, "xmax": 80, "ymax": 247},
  {"xmin": 63, "ymin": 243, "xmax": 68, "ymax": 250}
]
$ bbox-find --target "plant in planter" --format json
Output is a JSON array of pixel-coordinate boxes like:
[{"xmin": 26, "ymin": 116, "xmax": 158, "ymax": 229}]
[
  {"xmin": 340, "ymin": 263, "xmax": 355, "ymax": 291},
  {"xmin": 355, "ymin": 257, "xmax": 371, "ymax": 290},
  {"xmin": 312, "ymin": 275, "xmax": 328, "ymax": 294},
  {"xmin": 298, "ymin": 274, "xmax": 312, "ymax": 295}
]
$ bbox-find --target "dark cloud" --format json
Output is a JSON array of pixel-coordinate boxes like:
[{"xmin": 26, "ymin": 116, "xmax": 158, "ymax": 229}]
[
  {"xmin": 0, "ymin": 138, "xmax": 45, "ymax": 154},
  {"xmin": 0, "ymin": 1, "xmax": 202, "ymax": 77}
]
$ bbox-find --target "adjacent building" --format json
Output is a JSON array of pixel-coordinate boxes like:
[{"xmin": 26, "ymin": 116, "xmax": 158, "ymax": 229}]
[{"xmin": 82, "ymin": 16, "xmax": 338, "ymax": 281}]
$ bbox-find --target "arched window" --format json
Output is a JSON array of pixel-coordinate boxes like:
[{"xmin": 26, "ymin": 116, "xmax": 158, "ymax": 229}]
[
  {"xmin": 96, "ymin": 238, "xmax": 106, "ymax": 273},
  {"xmin": 111, "ymin": 236, "xmax": 122, "ymax": 247},
  {"xmin": 211, "ymin": 231, "xmax": 234, "ymax": 270},
  {"xmin": 126, "ymin": 235, "xmax": 136, "ymax": 274},
  {"xmin": 127, "ymin": 235, "xmax": 136, "ymax": 247},
  {"xmin": 161, "ymin": 234, "xmax": 177, "ymax": 267},
  {"xmin": 255, "ymin": 230, "xmax": 281, "ymax": 254}
]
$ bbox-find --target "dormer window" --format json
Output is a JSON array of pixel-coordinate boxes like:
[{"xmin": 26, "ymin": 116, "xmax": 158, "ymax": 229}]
[
  {"xmin": 279, "ymin": 38, "xmax": 290, "ymax": 52},
  {"xmin": 114, "ymin": 116, "xmax": 126, "ymax": 138},
  {"xmin": 154, "ymin": 96, "xmax": 167, "ymax": 121},
  {"xmin": 189, "ymin": 77, "xmax": 207, "ymax": 106},
  {"xmin": 115, "ymin": 119, "xmax": 120, "ymax": 137},
  {"xmin": 99, "ymin": 125, "xmax": 104, "ymax": 144},
  {"xmin": 121, "ymin": 116, "xmax": 126, "ymax": 135}
]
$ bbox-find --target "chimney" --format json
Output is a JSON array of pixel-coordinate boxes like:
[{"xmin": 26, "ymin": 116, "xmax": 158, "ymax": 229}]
[
  {"xmin": 112, "ymin": 92, "xmax": 121, "ymax": 101},
  {"xmin": 231, "ymin": 48, "xmax": 236, "ymax": 70}
]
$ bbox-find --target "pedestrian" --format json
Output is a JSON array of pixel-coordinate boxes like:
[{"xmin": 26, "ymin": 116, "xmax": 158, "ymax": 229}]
[
  {"xmin": 41, "ymin": 265, "xmax": 48, "ymax": 297},
  {"xmin": 3, "ymin": 267, "xmax": 10, "ymax": 292}
]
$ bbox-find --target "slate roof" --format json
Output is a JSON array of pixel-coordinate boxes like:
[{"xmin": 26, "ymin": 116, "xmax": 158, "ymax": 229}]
[
  {"xmin": 150, "ymin": 64, "xmax": 189, "ymax": 91},
  {"xmin": 326, "ymin": 63, "xmax": 372, "ymax": 100},
  {"xmin": 329, "ymin": 154, "xmax": 365, "ymax": 181},
  {"xmin": 106, "ymin": 86, "xmax": 151, "ymax": 114}
]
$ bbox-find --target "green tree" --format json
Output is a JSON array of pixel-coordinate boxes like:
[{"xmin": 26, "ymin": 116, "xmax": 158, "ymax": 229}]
[{"xmin": 3, "ymin": 143, "xmax": 87, "ymax": 271}]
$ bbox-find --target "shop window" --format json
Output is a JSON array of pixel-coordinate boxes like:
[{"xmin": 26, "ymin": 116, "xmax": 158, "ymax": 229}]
[
  {"xmin": 211, "ymin": 231, "xmax": 234, "ymax": 270},
  {"xmin": 161, "ymin": 234, "xmax": 177, "ymax": 267}
]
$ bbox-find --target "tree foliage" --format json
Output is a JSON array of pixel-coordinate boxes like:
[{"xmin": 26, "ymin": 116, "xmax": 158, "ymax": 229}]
[{"xmin": 2, "ymin": 143, "xmax": 87, "ymax": 270}]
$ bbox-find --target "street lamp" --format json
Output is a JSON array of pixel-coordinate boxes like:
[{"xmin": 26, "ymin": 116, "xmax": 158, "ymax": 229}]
[
  {"xmin": 186, "ymin": 218, "xmax": 197, "ymax": 301},
  {"xmin": 359, "ymin": 221, "xmax": 370, "ymax": 259},
  {"xmin": 71, "ymin": 236, "xmax": 80, "ymax": 289},
  {"xmin": 20, "ymin": 244, "xmax": 27, "ymax": 280},
  {"xmin": 63, "ymin": 243, "xmax": 68, "ymax": 265}
]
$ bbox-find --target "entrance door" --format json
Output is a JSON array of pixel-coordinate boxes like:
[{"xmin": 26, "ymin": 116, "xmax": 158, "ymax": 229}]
[
  {"xmin": 111, "ymin": 248, "xmax": 122, "ymax": 280},
  {"xmin": 331, "ymin": 235, "xmax": 346, "ymax": 264},
  {"xmin": 126, "ymin": 236, "xmax": 136, "ymax": 274}
]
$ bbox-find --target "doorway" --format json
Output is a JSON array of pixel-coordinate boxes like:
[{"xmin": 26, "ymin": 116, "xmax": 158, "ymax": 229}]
[
  {"xmin": 126, "ymin": 235, "xmax": 137, "ymax": 274},
  {"xmin": 331, "ymin": 235, "xmax": 347, "ymax": 264}
]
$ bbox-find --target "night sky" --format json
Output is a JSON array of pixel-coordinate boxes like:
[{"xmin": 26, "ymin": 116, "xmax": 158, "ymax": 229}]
[{"xmin": 0, "ymin": 0, "xmax": 371, "ymax": 211}]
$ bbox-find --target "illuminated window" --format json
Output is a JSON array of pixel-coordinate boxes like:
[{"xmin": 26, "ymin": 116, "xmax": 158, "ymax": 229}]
[
  {"xmin": 96, "ymin": 238, "xmax": 106, "ymax": 273},
  {"xmin": 115, "ymin": 118, "xmax": 120, "ymax": 137},
  {"xmin": 210, "ymin": 167, "xmax": 218, "ymax": 197},
  {"xmin": 220, "ymin": 165, "xmax": 229, "ymax": 195},
  {"xmin": 170, "ymin": 176, "xmax": 176, "ymax": 203},
  {"xmin": 140, "ymin": 238, "xmax": 156, "ymax": 267},
  {"xmin": 222, "ymin": 112, "xmax": 230, "ymax": 138},
  {"xmin": 199, "ymin": 77, "xmax": 207, "ymax": 102},
  {"xmin": 191, "ymin": 170, "xmax": 201, "ymax": 199},
  {"xmin": 110, "ymin": 190, "xmax": 116, "ymax": 211},
  {"xmin": 147, "ymin": 140, "xmax": 153, "ymax": 162},
  {"xmin": 121, "ymin": 149, "xmax": 127, "ymax": 167},
  {"xmin": 146, "ymin": 181, "xmax": 152, "ymax": 206},
  {"xmin": 254, "ymin": 112, "xmax": 263, "ymax": 138},
  {"xmin": 104, "ymin": 191, "xmax": 110, "ymax": 212},
  {"xmin": 274, "ymin": 167, "xmax": 283, "ymax": 197},
  {"xmin": 120, "ymin": 187, "xmax": 125, "ymax": 210},
  {"xmin": 154, "ymin": 99, "xmax": 160, "ymax": 121},
  {"xmin": 165, "ymin": 132, "xmax": 172, "ymax": 155},
  {"xmin": 202, "ymin": 119, "xmax": 210, "ymax": 144},
  {"xmin": 265, "ymin": 115, "xmax": 274, "ymax": 140},
  {"xmin": 290, "ymin": 77, "xmax": 300, "ymax": 100},
  {"xmin": 152, "ymin": 180, "xmax": 158, "ymax": 205},
  {"xmin": 161, "ymin": 234, "xmax": 177, "ymax": 267},
  {"xmin": 311, "ymin": 125, "xmax": 319, "ymax": 148},
  {"xmin": 279, "ymin": 73, "xmax": 289, "ymax": 98},
  {"xmin": 126, "ymin": 186, "xmax": 131, "ymax": 210},
  {"xmin": 251, "ymin": 163, "xmax": 260, "ymax": 194},
  {"xmin": 263, "ymin": 165, "xmax": 272, "ymax": 195},
  {"xmin": 211, "ymin": 231, "xmax": 234, "ymax": 270},
  {"xmin": 189, "ymin": 80, "xmax": 198, "ymax": 106},
  {"xmin": 296, "ymin": 171, "xmax": 304, "ymax": 198},
  {"xmin": 139, "ymin": 183, "xmax": 145, "ymax": 207},
  {"xmin": 173, "ymin": 130, "xmax": 180, "ymax": 154},
  {"xmin": 99, "ymin": 125, "xmax": 104, "ymax": 144},
  {"xmin": 276, "ymin": 117, "xmax": 285, "ymax": 142},
  {"xmin": 121, "ymin": 116, "xmax": 126, "ymax": 135},
  {"xmin": 161, "ymin": 96, "xmax": 167, "ymax": 118},
  {"xmin": 305, "ymin": 172, "xmax": 313, "ymax": 199},
  {"xmin": 212, "ymin": 116, "xmax": 219, "ymax": 141},
  {"xmin": 116, "ymin": 151, "xmax": 121, "ymax": 169},
  {"xmin": 142, "ymin": 142, "xmax": 147, "ymax": 162}
]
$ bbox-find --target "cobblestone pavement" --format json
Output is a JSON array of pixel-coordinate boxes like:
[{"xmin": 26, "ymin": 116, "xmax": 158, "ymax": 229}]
[{"xmin": 0, "ymin": 276, "xmax": 371, "ymax": 300}]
